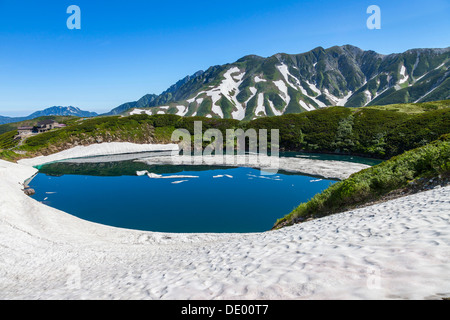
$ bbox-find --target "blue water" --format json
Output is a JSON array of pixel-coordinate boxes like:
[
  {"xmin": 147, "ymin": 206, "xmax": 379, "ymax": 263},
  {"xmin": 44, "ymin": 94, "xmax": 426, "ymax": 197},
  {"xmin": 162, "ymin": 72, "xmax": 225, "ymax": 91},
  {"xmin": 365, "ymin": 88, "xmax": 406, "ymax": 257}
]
[{"xmin": 30, "ymin": 166, "xmax": 335, "ymax": 233}]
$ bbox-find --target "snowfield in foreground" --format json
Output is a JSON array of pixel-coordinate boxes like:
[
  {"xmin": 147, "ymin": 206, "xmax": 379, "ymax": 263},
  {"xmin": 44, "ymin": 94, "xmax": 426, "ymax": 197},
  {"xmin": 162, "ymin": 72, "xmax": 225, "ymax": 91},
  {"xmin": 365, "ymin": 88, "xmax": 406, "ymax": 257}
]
[{"xmin": 1, "ymin": 143, "xmax": 449, "ymax": 300}]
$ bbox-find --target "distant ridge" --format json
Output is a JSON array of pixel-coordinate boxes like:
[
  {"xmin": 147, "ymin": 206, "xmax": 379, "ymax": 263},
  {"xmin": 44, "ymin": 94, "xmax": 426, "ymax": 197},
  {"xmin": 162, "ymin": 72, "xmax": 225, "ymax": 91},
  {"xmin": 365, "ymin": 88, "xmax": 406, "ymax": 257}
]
[{"xmin": 0, "ymin": 106, "xmax": 98, "ymax": 125}]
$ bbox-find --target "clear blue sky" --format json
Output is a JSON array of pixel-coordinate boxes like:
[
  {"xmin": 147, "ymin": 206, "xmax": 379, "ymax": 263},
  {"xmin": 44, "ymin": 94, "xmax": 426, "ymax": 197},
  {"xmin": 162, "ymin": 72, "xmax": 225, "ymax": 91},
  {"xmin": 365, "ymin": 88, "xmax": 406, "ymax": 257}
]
[{"xmin": 0, "ymin": 0, "xmax": 448, "ymax": 116}]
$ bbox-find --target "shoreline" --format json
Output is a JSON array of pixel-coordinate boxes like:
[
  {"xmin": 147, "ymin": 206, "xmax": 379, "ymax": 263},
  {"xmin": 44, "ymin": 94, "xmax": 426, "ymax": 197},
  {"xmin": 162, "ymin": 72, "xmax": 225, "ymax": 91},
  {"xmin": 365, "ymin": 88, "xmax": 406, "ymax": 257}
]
[
  {"xmin": 1, "ymin": 142, "xmax": 449, "ymax": 299},
  {"xmin": 137, "ymin": 154, "xmax": 371, "ymax": 181},
  {"xmin": 16, "ymin": 142, "xmax": 372, "ymax": 181}
]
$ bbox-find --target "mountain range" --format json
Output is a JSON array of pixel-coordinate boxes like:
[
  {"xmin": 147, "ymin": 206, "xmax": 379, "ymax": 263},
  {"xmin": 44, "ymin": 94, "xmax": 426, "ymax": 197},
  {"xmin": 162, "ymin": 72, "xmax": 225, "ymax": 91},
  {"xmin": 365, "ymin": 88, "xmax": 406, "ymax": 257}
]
[
  {"xmin": 0, "ymin": 106, "xmax": 98, "ymax": 125},
  {"xmin": 121, "ymin": 45, "xmax": 449, "ymax": 120},
  {"xmin": 1, "ymin": 45, "xmax": 449, "ymax": 124}
]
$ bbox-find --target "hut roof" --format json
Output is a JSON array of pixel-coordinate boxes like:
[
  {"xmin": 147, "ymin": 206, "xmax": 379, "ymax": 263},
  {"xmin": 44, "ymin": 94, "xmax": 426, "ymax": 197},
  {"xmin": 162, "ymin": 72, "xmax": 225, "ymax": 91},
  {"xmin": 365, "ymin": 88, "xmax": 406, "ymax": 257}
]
[{"xmin": 37, "ymin": 119, "xmax": 57, "ymax": 126}]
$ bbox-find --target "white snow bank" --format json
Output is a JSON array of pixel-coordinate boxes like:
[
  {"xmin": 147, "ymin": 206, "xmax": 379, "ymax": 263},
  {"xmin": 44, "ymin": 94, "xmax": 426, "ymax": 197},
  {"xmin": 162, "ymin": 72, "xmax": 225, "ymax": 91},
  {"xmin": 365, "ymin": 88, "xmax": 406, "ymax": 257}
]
[
  {"xmin": 0, "ymin": 157, "xmax": 449, "ymax": 299},
  {"xmin": 17, "ymin": 142, "xmax": 179, "ymax": 167}
]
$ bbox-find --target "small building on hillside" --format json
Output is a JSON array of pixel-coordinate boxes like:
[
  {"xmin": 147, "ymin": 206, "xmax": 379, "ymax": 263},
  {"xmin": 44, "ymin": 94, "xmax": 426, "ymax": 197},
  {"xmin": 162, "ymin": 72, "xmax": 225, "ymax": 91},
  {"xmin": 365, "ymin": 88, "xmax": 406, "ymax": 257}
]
[
  {"xmin": 16, "ymin": 120, "xmax": 61, "ymax": 138},
  {"xmin": 17, "ymin": 126, "xmax": 35, "ymax": 135},
  {"xmin": 36, "ymin": 120, "xmax": 58, "ymax": 133}
]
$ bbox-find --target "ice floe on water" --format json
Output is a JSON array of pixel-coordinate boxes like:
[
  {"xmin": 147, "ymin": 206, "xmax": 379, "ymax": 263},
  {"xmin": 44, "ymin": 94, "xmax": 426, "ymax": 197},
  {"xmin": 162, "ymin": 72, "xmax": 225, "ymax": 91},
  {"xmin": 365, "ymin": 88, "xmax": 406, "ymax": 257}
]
[
  {"xmin": 138, "ymin": 171, "xmax": 199, "ymax": 179},
  {"xmin": 171, "ymin": 180, "xmax": 188, "ymax": 184}
]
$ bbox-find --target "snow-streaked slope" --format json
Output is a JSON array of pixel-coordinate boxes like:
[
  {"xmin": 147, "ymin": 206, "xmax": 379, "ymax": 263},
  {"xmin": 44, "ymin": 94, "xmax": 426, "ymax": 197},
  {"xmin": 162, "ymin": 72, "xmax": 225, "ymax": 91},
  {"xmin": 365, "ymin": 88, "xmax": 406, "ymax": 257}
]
[{"xmin": 125, "ymin": 46, "xmax": 449, "ymax": 119}]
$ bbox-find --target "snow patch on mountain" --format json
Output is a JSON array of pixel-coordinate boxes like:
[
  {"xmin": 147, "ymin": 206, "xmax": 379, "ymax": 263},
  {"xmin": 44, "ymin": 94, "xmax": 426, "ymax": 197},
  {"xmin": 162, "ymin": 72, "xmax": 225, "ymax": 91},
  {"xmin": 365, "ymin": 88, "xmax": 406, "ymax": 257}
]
[
  {"xmin": 300, "ymin": 100, "xmax": 316, "ymax": 112},
  {"xmin": 268, "ymin": 99, "xmax": 282, "ymax": 116},
  {"xmin": 277, "ymin": 63, "xmax": 297, "ymax": 90},
  {"xmin": 245, "ymin": 87, "xmax": 258, "ymax": 110},
  {"xmin": 185, "ymin": 67, "xmax": 246, "ymax": 119},
  {"xmin": 273, "ymin": 80, "xmax": 290, "ymax": 108},
  {"xmin": 336, "ymin": 91, "xmax": 353, "ymax": 106},
  {"xmin": 254, "ymin": 75, "xmax": 266, "ymax": 83},
  {"xmin": 176, "ymin": 105, "xmax": 189, "ymax": 117},
  {"xmin": 255, "ymin": 93, "xmax": 266, "ymax": 116},
  {"xmin": 399, "ymin": 65, "xmax": 409, "ymax": 85},
  {"xmin": 364, "ymin": 90, "xmax": 372, "ymax": 106}
]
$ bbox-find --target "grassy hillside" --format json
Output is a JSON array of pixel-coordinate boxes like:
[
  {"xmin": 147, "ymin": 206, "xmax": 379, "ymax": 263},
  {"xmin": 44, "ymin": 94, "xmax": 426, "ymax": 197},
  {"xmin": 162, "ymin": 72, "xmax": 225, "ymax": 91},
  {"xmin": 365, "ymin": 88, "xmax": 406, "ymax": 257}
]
[
  {"xmin": 363, "ymin": 100, "xmax": 450, "ymax": 114},
  {"xmin": 6, "ymin": 114, "xmax": 239, "ymax": 157},
  {"xmin": 0, "ymin": 100, "xmax": 449, "ymax": 161},
  {"xmin": 273, "ymin": 134, "xmax": 450, "ymax": 229},
  {"xmin": 246, "ymin": 100, "xmax": 450, "ymax": 158},
  {"xmin": 0, "ymin": 130, "xmax": 19, "ymax": 150}
]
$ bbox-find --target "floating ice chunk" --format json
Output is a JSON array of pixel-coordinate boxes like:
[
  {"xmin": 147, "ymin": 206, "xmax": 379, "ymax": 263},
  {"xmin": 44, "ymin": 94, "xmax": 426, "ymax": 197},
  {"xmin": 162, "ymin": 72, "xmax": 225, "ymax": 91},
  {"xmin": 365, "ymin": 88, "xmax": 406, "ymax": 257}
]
[
  {"xmin": 215, "ymin": 174, "xmax": 233, "ymax": 178},
  {"xmin": 165, "ymin": 175, "xmax": 199, "ymax": 179},
  {"xmin": 147, "ymin": 172, "xmax": 163, "ymax": 178},
  {"xmin": 146, "ymin": 172, "xmax": 199, "ymax": 179},
  {"xmin": 136, "ymin": 170, "xmax": 149, "ymax": 176},
  {"xmin": 171, "ymin": 180, "xmax": 188, "ymax": 184}
]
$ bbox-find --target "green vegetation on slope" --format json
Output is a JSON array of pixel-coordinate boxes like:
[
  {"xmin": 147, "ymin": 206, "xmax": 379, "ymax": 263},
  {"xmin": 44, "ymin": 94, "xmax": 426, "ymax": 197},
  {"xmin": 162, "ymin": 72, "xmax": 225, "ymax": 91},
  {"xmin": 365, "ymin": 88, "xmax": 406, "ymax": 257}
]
[
  {"xmin": 246, "ymin": 101, "xmax": 450, "ymax": 158},
  {"xmin": 0, "ymin": 100, "xmax": 448, "ymax": 162},
  {"xmin": 0, "ymin": 150, "xmax": 21, "ymax": 162},
  {"xmin": 9, "ymin": 114, "xmax": 239, "ymax": 156},
  {"xmin": 363, "ymin": 100, "xmax": 450, "ymax": 114},
  {"xmin": 273, "ymin": 134, "xmax": 450, "ymax": 229},
  {"xmin": 0, "ymin": 130, "xmax": 19, "ymax": 150}
]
